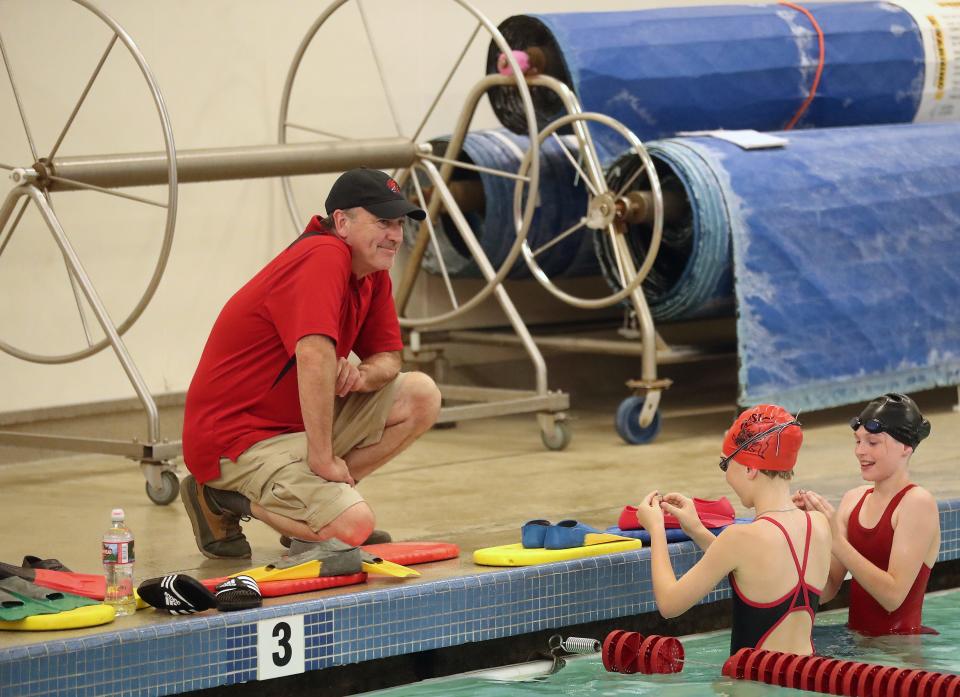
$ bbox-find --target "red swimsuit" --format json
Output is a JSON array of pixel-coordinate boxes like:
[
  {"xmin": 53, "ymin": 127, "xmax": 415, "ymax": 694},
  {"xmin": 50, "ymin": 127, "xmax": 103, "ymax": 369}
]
[{"xmin": 846, "ymin": 484, "xmax": 935, "ymax": 635}]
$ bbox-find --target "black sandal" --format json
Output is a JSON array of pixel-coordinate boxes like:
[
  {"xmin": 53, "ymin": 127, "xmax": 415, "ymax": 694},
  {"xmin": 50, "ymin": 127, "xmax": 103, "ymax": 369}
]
[
  {"xmin": 214, "ymin": 575, "xmax": 262, "ymax": 612},
  {"xmin": 137, "ymin": 574, "xmax": 216, "ymax": 615}
]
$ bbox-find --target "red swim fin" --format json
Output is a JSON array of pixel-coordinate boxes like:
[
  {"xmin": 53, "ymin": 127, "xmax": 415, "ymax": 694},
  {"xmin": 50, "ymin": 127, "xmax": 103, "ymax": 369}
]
[{"xmin": 0, "ymin": 561, "xmax": 106, "ymax": 600}]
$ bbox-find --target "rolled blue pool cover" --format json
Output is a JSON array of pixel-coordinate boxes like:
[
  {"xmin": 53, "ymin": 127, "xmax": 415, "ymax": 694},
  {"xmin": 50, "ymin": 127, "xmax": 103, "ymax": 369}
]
[
  {"xmin": 488, "ymin": 2, "xmax": 928, "ymax": 153},
  {"xmin": 641, "ymin": 122, "xmax": 960, "ymax": 411},
  {"xmin": 411, "ymin": 129, "xmax": 599, "ymax": 280},
  {"xmin": 600, "ymin": 145, "xmax": 735, "ymax": 322}
]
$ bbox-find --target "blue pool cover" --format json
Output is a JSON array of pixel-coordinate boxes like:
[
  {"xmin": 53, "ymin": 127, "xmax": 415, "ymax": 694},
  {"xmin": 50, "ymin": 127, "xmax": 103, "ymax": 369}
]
[
  {"xmin": 414, "ymin": 129, "xmax": 599, "ymax": 279},
  {"xmin": 651, "ymin": 122, "xmax": 960, "ymax": 410},
  {"xmin": 490, "ymin": 2, "xmax": 927, "ymax": 154}
]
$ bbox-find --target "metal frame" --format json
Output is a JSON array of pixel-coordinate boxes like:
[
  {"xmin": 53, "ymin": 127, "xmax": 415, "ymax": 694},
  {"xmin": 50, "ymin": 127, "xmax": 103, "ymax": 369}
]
[
  {"xmin": 0, "ymin": 0, "xmax": 574, "ymax": 502},
  {"xmin": 415, "ymin": 75, "xmax": 735, "ymax": 443}
]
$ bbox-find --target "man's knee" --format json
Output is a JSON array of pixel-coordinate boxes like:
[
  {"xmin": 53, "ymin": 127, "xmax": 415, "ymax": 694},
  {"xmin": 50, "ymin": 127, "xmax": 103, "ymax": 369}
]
[
  {"xmin": 318, "ymin": 501, "xmax": 375, "ymax": 546},
  {"xmin": 399, "ymin": 371, "xmax": 441, "ymax": 429}
]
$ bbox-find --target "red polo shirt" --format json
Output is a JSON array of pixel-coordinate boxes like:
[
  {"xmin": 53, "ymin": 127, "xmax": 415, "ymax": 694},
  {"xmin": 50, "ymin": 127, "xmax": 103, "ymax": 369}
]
[{"xmin": 182, "ymin": 218, "xmax": 403, "ymax": 482}]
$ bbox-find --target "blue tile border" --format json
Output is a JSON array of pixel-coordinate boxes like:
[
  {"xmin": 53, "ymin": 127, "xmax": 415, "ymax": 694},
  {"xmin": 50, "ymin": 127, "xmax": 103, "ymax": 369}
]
[{"xmin": 2, "ymin": 499, "xmax": 958, "ymax": 696}]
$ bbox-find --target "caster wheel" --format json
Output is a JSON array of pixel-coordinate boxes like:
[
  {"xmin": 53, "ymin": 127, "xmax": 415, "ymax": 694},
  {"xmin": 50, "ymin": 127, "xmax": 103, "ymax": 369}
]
[
  {"xmin": 615, "ymin": 397, "xmax": 662, "ymax": 445},
  {"xmin": 541, "ymin": 421, "xmax": 572, "ymax": 451},
  {"xmin": 145, "ymin": 470, "xmax": 180, "ymax": 505}
]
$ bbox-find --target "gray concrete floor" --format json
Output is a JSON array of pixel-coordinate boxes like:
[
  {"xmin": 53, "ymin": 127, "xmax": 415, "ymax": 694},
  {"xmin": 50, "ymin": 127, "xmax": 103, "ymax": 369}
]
[{"xmin": 2, "ymin": 356, "xmax": 959, "ymax": 650}]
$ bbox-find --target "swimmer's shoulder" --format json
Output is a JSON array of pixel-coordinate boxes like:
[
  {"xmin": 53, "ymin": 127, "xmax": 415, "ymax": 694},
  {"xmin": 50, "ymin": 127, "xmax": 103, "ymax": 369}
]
[
  {"xmin": 902, "ymin": 483, "xmax": 935, "ymax": 504},
  {"xmin": 838, "ymin": 485, "xmax": 872, "ymax": 513},
  {"xmin": 897, "ymin": 484, "xmax": 939, "ymax": 521},
  {"xmin": 805, "ymin": 509, "xmax": 832, "ymax": 542}
]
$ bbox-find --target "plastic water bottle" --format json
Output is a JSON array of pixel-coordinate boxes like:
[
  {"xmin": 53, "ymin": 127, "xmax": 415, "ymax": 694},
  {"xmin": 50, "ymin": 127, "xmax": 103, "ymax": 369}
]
[{"xmin": 102, "ymin": 508, "xmax": 136, "ymax": 616}]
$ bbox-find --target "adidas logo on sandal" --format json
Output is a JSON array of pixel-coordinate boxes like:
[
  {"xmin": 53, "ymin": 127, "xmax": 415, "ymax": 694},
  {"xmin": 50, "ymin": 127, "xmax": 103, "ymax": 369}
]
[{"xmin": 164, "ymin": 592, "xmax": 181, "ymax": 606}]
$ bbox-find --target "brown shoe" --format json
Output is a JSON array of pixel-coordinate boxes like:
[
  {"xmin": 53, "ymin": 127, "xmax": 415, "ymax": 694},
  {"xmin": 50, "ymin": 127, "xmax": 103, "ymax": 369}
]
[{"xmin": 181, "ymin": 475, "xmax": 251, "ymax": 559}]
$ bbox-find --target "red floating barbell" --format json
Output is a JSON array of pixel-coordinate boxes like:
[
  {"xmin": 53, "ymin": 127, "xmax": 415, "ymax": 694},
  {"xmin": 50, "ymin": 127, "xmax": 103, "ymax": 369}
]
[{"xmin": 601, "ymin": 631, "xmax": 685, "ymax": 675}]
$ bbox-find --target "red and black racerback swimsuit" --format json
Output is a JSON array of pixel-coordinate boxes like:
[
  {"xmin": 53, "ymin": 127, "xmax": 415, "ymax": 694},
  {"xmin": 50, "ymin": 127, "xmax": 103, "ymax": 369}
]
[
  {"xmin": 846, "ymin": 483, "xmax": 936, "ymax": 635},
  {"xmin": 729, "ymin": 512, "xmax": 822, "ymax": 654}
]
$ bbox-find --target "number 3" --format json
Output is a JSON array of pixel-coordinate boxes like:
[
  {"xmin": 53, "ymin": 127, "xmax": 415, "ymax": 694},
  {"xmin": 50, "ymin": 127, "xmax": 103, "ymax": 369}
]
[
  {"xmin": 272, "ymin": 622, "xmax": 292, "ymax": 667},
  {"xmin": 257, "ymin": 615, "xmax": 304, "ymax": 680}
]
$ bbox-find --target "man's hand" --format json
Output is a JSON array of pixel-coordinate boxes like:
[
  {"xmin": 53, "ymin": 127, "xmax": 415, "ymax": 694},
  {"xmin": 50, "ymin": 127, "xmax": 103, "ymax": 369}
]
[
  {"xmin": 310, "ymin": 454, "xmax": 356, "ymax": 486},
  {"xmin": 335, "ymin": 357, "xmax": 364, "ymax": 397}
]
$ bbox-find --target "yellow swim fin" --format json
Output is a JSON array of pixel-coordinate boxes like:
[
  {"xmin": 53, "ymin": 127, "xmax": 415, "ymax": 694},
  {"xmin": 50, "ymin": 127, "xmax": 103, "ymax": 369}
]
[
  {"xmin": 361, "ymin": 557, "xmax": 420, "ymax": 578},
  {"xmin": 241, "ymin": 542, "xmax": 421, "ymax": 581},
  {"xmin": 233, "ymin": 560, "xmax": 323, "ymax": 583}
]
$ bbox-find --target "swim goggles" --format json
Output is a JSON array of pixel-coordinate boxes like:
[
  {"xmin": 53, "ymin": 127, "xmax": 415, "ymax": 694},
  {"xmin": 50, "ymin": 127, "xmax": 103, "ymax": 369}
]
[
  {"xmin": 719, "ymin": 418, "xmax": 801, "ymax": 472},
  {"xmin": 849, "ymin": 416, "xmax": 884, "ymax": 434}
]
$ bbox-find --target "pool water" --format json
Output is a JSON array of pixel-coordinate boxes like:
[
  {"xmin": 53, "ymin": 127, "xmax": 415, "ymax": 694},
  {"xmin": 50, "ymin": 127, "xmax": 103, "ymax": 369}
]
[{"xmin": 367, "ymin": 590, "xmax": 960, "ymax": 696}]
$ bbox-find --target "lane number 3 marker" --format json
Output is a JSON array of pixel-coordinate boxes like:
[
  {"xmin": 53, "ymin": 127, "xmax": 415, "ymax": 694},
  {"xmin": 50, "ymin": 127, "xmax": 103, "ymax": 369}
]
[{"xmin": 257, "ymin": 615, "xmax": 305, "ymax": 680}]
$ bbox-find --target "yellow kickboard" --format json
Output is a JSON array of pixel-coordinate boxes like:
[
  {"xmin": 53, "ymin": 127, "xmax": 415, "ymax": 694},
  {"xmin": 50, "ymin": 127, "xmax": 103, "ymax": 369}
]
[
  {"xmin": 0, "ymin": 604, "xmax": 116, "ymax": 632},
  {"xmin": 473, "ymin": 540, "xmax": 643, "ymax": 567}
]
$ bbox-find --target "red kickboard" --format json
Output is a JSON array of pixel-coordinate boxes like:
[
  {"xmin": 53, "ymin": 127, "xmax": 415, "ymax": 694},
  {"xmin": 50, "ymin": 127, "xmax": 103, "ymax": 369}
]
[
  {"xmin": 0, "ymin": 561, "xmax": 106, "ymax": 600},
  {"xmin": 201, "ymin": 573, "xmax": 367, "ymax": 597},
  {"xmin": 361, "ymin": 542, "xmax": 459, "ymax": 565},
  {"xmin": 199, "ymin": 542, "xmax": 457, "ymax": 598}
]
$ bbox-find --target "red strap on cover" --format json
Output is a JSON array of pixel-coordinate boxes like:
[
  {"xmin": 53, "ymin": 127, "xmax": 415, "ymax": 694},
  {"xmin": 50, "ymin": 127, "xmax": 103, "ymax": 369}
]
[{"xmin": 777, "ymin": 1, "xmax": 826, "ymax": 130}]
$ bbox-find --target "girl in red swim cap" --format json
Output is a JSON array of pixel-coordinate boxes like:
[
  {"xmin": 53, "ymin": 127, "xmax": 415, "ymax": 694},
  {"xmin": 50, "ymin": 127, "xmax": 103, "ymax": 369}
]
[
  {"xmin": 795, "ymin": 393, "xmax": 940, "ymax": 635},
  {"xmin": 633, "ymin": 404, "xmax": 832, "ymax": 655}
]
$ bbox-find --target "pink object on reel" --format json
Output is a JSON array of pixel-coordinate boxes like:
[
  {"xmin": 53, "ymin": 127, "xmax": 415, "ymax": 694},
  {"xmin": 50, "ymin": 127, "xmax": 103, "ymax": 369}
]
[{"xmin": 497, "ymin": 50, "xmax": 531, "ymax": 76}]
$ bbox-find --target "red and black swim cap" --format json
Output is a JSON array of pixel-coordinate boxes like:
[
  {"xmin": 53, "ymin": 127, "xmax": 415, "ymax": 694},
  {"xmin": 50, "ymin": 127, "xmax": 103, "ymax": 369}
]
[{"xmin": 722, "ymin": 404, "xmax": 802, "ymax": 472}]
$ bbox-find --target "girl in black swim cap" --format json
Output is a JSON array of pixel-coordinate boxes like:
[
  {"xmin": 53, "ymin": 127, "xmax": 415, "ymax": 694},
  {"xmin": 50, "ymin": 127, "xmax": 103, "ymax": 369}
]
[{"xmin": 796, "ymin": 393, "xmax": 940, "ymax": 635}]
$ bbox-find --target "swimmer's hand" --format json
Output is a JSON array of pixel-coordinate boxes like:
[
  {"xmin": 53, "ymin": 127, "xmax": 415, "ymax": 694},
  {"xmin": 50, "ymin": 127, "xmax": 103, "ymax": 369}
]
[
  {"xmin": 634, "ymin": 491, "xmax": 666, "ymax": 531},
  {"xmin": 801, "ymin": 490, "xmax": 841, "ymax": 538},
  {"xmin": 792, "ymin": 488, "xmax": 815, "ymax": 511},
  {"xmin": 310, "ymin": 454, "xmax": 356, "ymax": 487},
  {"xmin": 660, "ymin": 493, "xmax": 707, "ymax": 534}
]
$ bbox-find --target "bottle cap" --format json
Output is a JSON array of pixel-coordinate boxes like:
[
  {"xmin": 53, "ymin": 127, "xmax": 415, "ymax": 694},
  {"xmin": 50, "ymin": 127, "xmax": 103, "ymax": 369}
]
[{"xmin": 111, "ymin": 508, "xmax": 125, "ymax": 522}]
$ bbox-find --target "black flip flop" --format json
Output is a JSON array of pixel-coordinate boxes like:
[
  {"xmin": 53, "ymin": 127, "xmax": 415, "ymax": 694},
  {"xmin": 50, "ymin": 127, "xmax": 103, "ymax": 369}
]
[
  {"xmin": 137, "ymin": 574, "xmax": 216, "ymax": 615},
  {"xmin": 214, "ymin": 575, "xmax": 262, "ymax": 612}
]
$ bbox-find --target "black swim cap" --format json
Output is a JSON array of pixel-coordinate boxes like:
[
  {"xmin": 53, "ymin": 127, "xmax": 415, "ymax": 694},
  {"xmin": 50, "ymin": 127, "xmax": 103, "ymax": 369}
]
[{"xmin": 850, "ymin": 393, "xmax": 931, "ymax": 449}]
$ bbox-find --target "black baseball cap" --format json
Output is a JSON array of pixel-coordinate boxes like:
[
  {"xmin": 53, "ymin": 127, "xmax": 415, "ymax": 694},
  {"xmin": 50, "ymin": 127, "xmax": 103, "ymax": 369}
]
[{"xmin": 325, "ymin": 168, "xmax": 425, "ymax": 220}]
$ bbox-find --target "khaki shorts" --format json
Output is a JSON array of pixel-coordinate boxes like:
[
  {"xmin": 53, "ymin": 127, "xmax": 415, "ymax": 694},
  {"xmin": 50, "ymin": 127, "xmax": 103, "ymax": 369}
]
[{"xmin": 208, "ymin": 374, "xmax": 404, "ymax": 533}]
